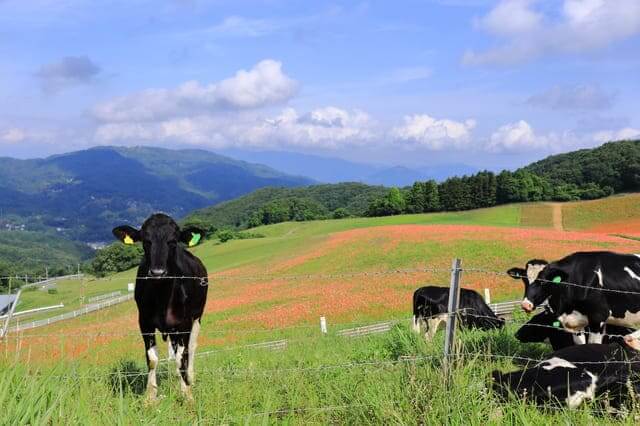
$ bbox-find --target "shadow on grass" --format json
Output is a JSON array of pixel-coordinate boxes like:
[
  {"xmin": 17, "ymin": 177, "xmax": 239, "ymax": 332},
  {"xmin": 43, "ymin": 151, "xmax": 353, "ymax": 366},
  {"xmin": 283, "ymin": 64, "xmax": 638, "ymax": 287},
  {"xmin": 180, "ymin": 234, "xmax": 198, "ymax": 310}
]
[{"xmin": 107, "ymin": 359, "xmax": 169, "ymax": 396}]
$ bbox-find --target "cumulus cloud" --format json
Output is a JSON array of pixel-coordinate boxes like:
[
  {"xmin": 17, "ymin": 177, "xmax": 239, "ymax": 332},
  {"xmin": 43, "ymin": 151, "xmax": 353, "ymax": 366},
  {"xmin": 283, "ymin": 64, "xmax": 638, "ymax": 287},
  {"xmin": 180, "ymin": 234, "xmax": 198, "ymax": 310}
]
[
  {"xmin": 36, "ymin": 55, "xmax": 101, "ymax": 93},
  {"xmin": 464, "ymin": 0, "xmax": 640, "ymax": 65},
  {"xmin": 95, "ymin": 106, "xmax": 375, "ymax": 149},
  {"xmin": 92, "ymin": 60, "xmax": 297, "ymax": 122},
  {"xmin": 593, "ymin": 127, "xmax": 640, "ymax": 143},
  {"xmin": 392, "ymin": 114, "xmax": 476, "ymax": 150},
  {"xmin": 526, "ymin": 84, "xmax": 615, "ymax": 110}
]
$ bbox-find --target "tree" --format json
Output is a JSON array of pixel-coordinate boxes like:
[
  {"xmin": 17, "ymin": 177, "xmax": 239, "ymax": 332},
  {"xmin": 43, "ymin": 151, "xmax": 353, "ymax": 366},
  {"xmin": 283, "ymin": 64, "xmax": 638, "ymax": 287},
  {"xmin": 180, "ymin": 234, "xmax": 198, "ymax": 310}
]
[
  {"xmin": 367, "ymin": 187, "xmax": 406, "ymax": 216},
  {"xmin": 406, "ymin": 181, "xmax": 440, "ymax": 213},
  {"xmin": 90, "ymin": 243, "xmax": 143, "ymax": 277}
]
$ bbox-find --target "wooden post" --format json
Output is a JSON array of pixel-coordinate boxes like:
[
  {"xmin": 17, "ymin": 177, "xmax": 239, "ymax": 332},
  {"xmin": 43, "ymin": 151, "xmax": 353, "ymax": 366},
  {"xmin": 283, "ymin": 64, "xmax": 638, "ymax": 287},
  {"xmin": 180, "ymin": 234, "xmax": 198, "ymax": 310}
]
[
  {"xmin": 444, "ymin": 259, "xmax": 462, "ymax": 368},
  {"xmin": 320, "ymin": 316, "xmax": 328, "ymax": 334},
  {"xmin": 484, "ymin": 288, "xmax": 491, "ymax": 304}
]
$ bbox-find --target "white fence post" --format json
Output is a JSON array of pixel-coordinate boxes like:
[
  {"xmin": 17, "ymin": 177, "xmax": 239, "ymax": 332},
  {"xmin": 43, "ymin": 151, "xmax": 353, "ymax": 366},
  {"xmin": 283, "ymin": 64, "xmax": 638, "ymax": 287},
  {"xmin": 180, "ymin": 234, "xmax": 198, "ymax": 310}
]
[
  {"xmin": 484, "ymin": 288, "xmax": 491, "ymax": 304},
  {"xmin": 320, "ymin": 316, "xmax": 328, "ymax": 334}
]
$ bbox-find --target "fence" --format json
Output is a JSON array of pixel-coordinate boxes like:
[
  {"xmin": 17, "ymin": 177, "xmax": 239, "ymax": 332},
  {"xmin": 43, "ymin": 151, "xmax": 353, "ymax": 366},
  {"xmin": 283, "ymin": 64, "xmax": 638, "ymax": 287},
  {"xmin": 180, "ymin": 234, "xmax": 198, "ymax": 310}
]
[{"xmin": 87, "ymin": 291, "xmax": 122, "ymax": 303}]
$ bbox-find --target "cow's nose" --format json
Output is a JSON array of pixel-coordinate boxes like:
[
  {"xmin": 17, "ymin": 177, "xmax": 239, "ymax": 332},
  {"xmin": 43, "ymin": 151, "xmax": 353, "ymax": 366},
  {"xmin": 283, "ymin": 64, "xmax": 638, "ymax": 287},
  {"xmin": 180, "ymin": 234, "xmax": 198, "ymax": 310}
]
[
  {"xmin": 521, "ymin": 300, "xmax": 534, "ymax": 313},
  {"xmin": 149, "ymin": 268, "xmax": 167, "ymax": 277}
]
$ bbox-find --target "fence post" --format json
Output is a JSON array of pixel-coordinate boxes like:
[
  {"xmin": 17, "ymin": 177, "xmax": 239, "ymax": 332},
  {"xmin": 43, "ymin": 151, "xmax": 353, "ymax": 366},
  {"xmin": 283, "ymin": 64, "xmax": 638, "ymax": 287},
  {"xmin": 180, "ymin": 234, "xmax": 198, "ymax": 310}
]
[
  {"xmin": 320, "ymin": 316, "xmax": 328, "ymax": 334},
  {"xmin": 443, "ymin": 258, "xmax": 462, "ymax": 371},
  {"xmin": 484, "ymin": 288, "xmax": 491, "ymax": 304}
]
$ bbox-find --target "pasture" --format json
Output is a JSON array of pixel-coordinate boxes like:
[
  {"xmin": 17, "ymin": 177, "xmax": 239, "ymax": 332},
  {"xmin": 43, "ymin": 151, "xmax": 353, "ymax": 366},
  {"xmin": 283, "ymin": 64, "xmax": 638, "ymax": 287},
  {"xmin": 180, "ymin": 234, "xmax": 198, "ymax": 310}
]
[{"xmin": 4, "ymin": 197, "xmax": 640, "ymax": 424}]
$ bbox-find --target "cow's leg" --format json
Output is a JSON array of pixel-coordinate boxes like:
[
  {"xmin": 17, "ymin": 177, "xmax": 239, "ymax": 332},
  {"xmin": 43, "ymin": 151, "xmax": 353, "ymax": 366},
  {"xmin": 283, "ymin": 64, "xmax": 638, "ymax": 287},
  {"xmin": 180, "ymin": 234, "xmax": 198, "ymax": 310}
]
[
  {"xmin": 587, "ymin": 308, "xmax": 609, "ymax": 344},
  {"xmin": 426, "ymin": 314, "xmax": 446, "ymax": 340},
  {"xmin": 412, "ymin": 315, "xmax": 421, "ymax": 333},
  {"xmin": 187, "ymin": 319, "xmax": 200, "ymax": 385},
  {"xmin": 174, "ymin": 332, "xmax": 193, "ymax": 401},
  {"xmin": 141, "ymin": 322, "xmax": 158, "ymax": 403}
]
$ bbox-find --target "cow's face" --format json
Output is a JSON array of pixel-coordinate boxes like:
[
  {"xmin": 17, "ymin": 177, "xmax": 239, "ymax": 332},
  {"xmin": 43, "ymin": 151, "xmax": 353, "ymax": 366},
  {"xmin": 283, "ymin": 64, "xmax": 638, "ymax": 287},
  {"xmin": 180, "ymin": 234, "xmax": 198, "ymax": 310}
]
[
  {"xmin": 113, "ymin": 214, "xmax": 205, "ymax": 277},
  {"xmin": 507, "ymin": 259, "xmax": 548, "ymax": 313}
]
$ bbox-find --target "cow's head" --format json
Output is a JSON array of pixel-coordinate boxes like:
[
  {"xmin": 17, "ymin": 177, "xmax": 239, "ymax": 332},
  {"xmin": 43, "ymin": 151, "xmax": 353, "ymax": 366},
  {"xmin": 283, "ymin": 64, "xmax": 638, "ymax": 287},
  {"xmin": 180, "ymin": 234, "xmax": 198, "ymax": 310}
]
[
  {"xmin": 112, "ymin": 213, "xmax": 205, "ymax": 277},
  {"xmin": 507, "ymin": 259, "xmax": 549, "ymax": 313}
]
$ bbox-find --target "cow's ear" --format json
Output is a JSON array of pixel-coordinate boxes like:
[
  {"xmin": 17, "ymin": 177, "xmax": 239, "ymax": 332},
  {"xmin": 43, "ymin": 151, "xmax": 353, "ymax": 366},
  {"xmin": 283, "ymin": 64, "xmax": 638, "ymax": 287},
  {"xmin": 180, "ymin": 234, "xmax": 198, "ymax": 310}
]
[
  {"xmin": 112, "ymin": 226, "xmax": 140, "ymax": 245},
  {"xmin": 180, "ymin": 227, "xmax": 205, "ymax": 247},
  {"xmin": 507, "ymin": 267, "xmax": 526, "ymax": 279}
]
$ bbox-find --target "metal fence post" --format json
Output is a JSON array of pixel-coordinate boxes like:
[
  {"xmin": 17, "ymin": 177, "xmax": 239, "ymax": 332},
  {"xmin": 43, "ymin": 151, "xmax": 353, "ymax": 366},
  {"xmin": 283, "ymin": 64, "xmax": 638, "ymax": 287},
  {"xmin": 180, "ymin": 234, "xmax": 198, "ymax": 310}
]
[{"xmin": 444, "ymin": 258, "xmax": 462, "ymax": 369}]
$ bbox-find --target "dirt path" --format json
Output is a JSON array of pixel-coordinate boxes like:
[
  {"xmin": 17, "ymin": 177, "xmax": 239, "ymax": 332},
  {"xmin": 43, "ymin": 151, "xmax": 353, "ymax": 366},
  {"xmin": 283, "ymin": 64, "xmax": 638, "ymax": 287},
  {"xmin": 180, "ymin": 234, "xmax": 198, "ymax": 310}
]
[{"xmin": 549, "ymin": 203, "xmax": 563, "ymax": 231}]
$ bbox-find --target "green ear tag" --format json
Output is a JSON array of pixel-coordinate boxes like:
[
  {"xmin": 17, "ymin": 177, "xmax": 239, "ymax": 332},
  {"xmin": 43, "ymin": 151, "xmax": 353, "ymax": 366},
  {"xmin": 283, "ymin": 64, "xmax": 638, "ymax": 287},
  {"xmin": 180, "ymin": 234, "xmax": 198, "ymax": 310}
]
[
  {"xmin": 552, "ymin": 321, "xmax": 560, "ymax": 328},
  {"xmin": 552, "ymin": 276, "xmax": 562, "ymax": 284},
  {"xmin": 123, "ymin": 234, "xmax": 134, "ymax": 245},
  {"xmin": 188, "ymin": 233, "xmax": 201, "ymax": 247}
]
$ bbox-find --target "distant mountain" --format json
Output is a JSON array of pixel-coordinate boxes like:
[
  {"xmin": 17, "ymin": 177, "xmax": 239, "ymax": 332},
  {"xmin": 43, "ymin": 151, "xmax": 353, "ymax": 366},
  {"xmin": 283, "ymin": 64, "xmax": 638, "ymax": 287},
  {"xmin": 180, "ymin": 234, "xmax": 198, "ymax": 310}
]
[
  {"xmin": 219, "ymin": 149, "xmax": 477, "ymax": 186},
  {"xmin": 0, "ymin": 146, "xmax": 312, "ymax": 242}
]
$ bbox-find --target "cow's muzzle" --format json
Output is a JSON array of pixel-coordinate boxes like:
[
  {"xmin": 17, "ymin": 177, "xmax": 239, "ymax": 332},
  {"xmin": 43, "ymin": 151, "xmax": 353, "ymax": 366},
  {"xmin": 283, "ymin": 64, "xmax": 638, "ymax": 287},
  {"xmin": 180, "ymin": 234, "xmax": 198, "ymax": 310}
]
[
  {"xmin": 148, "ymin": 268, "xmax": 167, "ymax": 277},
  {"xmin": 521, "ymin": 299, "xmax": 534, "ymax": 313}
]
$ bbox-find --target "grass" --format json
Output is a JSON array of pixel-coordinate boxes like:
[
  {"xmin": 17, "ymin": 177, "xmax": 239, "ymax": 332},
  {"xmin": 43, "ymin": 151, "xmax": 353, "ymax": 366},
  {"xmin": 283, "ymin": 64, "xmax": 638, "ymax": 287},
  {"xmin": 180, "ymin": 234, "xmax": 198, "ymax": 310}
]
[
  {"xmin": 562, "ymin": 193, "xmax": 640, "ymax": 234},
  {"xmin": 5, "ymin": 197, "xmax": 640, "ymax": 423},
  {"xmin": 1, "ymin": 322, "xmax": 638, "ymax": 425},
  {"xmin": 519, "ymin": 203, "xmax": 554, "ymax": 228}
]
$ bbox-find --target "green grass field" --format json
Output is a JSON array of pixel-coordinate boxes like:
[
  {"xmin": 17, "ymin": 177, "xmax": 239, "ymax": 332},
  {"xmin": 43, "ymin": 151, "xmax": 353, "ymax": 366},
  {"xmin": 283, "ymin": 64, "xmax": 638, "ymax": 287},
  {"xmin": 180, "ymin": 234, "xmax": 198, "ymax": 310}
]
[{"xmin": 4, "ymin": 196, "xmax": 640, "ymax": 424}]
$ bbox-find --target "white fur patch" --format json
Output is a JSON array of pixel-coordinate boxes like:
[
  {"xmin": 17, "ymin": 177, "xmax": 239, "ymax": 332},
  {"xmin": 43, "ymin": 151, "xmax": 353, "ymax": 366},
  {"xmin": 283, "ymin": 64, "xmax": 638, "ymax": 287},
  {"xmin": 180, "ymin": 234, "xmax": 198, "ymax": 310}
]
[
  {"xmin": 595, "ymin": 268, "xmax": 603, "ymax": 287},
  {"xmin": 412, "ymin": 316, "xmax": 421, "ymax": 333},
  {"xmin": 566, "ymin": 372, "xmax": 597, "ymax": 409},
  {"xmin": 187, "ymin": 320, "xmax": 200, "ymax": 384},
  {"xmin": 147, "ymin": 346, "xmax": 159, "ymax": 369},
  {"xmin": 541, "ymin": 357, "xmax": 577, "ymax": 370},
  {"xmin": 587, "ymin": 332, "xmax": 603, "ymax": 344},
  {"xmin": 607, "ymin": 310, "xmax": 640, "ymax": 328},
  {"xmin": 526, "ymin": 263, "xmax": 546, "ymax": 284},
  {"xmin": 175, "ymin": 345, "xmax": 185, "ymax": 374},
  {"xmin": 167, "ymin": 340, "xmax": 175, "ymax": 360},
  {"xmin": 146, "ymin": 346, "xmax": 159, "ymax": 398},
  {"xmin": 572, "ymin": 333, "xmax": 586, "ymax": 345},
  {"xmin": 625, "ymin": 266, "xmax": 640, "ymax": 281},
  {"xmin": 558, "ymin": 311, "xmax": 589, "ymax": 332}
]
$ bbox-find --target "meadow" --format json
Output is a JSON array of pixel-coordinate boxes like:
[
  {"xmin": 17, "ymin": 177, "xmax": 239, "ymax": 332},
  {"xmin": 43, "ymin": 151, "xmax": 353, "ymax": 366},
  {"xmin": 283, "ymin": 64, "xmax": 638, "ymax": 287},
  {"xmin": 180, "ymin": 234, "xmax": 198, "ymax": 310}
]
[{"xmin": 3, "ymin": 196, "xmax": 640, "ymax": 424}]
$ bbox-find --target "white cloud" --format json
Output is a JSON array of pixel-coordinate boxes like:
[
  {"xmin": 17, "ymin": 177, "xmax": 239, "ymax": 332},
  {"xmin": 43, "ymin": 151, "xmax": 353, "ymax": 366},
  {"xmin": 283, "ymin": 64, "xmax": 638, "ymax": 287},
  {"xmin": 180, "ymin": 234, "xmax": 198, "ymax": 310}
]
[
  {"xmin": 476, "ymin": 0, "xmax": 542, "ymax": 35},
  {"xmin": 392, "ymin": 114, "xmax": 476, "ymax": 150},
  {"xmin": 464, "ymin": 0, "xmax": 640, "ymax": 65},
  {"xmin": 526, "ymin": 84, "xmax": 614, "ymax": 110},
  {"xmin": 95, "ymin": 106, "xmax": 376, "ymax": 149},
  {"xmin": 488, "ymin": 120, "xmax": 540, "ymax": 152},
  {"xmin": 0, "ymin": 127, "xmax": 27, "ymax": 144},
  {"xmin": 593, "ymin": 127, "xmax": 640, "ymax": 143},
  {"xmin": 92, "ymin": 59, "xmax": 298, "ymax": 122}
]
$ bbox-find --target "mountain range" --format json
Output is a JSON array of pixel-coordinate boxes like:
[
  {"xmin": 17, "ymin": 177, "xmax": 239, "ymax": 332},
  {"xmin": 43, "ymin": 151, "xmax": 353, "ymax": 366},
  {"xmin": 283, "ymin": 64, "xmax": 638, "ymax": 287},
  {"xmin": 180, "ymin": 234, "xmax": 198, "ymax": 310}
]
[
  {"xmin": 220, "ymin": 149, "xmax": 478, "ymax": 186},
  {"xmin": 0, "ymin": 146, "xmax": 312, "ymax": 242}
]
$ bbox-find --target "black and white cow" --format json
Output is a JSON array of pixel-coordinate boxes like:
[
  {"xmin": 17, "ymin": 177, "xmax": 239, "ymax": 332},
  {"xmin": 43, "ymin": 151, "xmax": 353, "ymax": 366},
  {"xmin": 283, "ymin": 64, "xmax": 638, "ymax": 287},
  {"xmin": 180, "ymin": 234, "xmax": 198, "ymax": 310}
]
[
  {"xmin": 412, "ymin": 286, "xmax": 504, "ymax": 339},
  {"xmin": 113, "ymin": 213, "xmax": 207, "ymax": 402},
  {"xmin": 508, "ymin": 252, "xmax": 640, "ymax": 344},
  {"xmin": 492, "ymin": 335, "xmax": 640, "ymax": 409},
  {"xmin": 515, "ymin": 307, "xmax": 634, "ymax": 350}
]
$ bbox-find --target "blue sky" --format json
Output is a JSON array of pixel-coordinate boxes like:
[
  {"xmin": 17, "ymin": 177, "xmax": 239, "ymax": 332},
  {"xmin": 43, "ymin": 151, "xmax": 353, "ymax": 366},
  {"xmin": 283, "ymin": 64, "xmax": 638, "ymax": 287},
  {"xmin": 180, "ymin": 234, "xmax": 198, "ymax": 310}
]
[{"xmin": 0, "ymin": 0, "xmax": 639, "ymax": 170}]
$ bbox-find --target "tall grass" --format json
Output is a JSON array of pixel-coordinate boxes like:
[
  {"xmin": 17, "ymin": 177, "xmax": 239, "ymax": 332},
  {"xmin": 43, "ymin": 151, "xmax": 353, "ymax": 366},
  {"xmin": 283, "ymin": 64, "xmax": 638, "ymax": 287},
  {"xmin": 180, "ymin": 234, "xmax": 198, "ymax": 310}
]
[{"xmin": 1, "ymin": 323, "xmax": 638, "ymax": 424}]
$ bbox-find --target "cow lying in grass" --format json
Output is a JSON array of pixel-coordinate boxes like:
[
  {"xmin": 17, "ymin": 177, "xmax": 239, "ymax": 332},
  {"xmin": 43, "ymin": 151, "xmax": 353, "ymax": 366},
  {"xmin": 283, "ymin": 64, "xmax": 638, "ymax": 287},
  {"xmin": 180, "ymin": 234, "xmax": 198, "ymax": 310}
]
[
  {"xmin": 516, "ymin": 307, "xmax": 634, "ymax": 350},
  {"xmin": 412, "ymin": 286, "xmax": 504, "ymax": 339},
  {"xmin": 491, "ymin": 335, "xmax": 640, "ymax": 410},
  {"xmin": 113, "ymin": 213, "xmax": 207, "ymax": 403}
]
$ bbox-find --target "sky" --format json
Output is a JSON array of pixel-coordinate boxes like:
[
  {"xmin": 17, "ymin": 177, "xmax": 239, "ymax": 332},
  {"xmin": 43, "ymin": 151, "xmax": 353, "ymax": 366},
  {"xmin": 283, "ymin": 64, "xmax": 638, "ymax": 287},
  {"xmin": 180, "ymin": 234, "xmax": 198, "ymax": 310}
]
[{"xmin": 0, "ymin": 0, "xmax": 639, "ymax": 170}]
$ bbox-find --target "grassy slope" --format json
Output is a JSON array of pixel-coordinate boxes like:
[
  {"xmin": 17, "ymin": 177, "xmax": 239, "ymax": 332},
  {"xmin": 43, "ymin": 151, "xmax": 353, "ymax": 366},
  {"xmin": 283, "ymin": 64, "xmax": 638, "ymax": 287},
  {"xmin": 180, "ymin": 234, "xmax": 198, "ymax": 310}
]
[
  {"xmin": 5, "ymin": 199, "xmax": 640, "ymax": 423},
  {"xmin": 562, "ymin": 193, "xmax": 640, "ymax": 235}
]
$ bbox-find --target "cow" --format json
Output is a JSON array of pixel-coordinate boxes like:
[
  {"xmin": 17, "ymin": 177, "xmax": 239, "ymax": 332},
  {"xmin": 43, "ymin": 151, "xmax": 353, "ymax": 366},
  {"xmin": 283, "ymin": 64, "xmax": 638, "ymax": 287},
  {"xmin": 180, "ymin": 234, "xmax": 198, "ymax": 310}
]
[
  {"xmin": 113, "ymin": 213, "xmax": 207, "ymax": 402},
  {"xmin": 507, "ymin": 252, "xmax": 640, "ymax": 344},
  {"xmin": 412, "ymin": 286, "xmax": 504, "ymax": 339},
  {"xmin": 515, "ymin": 307, "xmax": 635, "ymax": 350},
  {"xmin": 491, "ymin": 335, "xmax": 640, "ymax": 410}
]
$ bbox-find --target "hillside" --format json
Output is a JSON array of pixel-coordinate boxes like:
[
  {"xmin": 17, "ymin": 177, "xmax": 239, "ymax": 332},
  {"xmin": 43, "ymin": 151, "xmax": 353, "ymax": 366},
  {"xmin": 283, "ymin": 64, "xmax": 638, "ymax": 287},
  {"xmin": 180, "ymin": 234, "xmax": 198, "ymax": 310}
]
[
  {"xmin": 0, "ymin": 146, "xmax": 311, "ymax": 242},
  {"xmin": 524, "ymin": 139, "xmax": 640, "ymax": 192},
  {"xmin": 0, "ymin": 230, "xmax": 93, "ymax": 283},
  {"xmin": 184, "ymin": 182, "xmax": 390, "ymax": 230}
]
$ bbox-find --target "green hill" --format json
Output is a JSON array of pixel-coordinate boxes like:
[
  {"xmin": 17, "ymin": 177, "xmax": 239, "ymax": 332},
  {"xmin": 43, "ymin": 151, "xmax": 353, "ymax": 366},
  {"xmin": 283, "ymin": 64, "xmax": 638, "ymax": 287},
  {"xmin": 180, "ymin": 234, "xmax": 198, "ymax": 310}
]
[{"xmin": 0, "ymin": 146, "xmax": 311, "ymax": 242}]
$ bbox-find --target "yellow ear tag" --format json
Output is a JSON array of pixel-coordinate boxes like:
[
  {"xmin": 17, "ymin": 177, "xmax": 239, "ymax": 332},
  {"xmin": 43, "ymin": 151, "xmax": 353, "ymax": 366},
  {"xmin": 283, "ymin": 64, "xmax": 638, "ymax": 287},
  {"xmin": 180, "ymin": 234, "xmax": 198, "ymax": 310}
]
[
  {"xmin": 188, "ymin": 233, "xmax": 201, "ymax": 247},
  {"xmin": 123, "ymin": 234, "xmax": 134, "ymax": 245}
]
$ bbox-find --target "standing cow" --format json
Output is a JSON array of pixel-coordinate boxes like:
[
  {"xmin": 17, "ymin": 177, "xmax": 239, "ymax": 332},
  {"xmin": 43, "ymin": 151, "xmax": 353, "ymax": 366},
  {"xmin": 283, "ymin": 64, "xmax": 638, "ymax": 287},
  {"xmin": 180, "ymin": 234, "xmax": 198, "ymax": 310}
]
[
  {"xmin": 508, "ymin": 252, "xmax": 640, "ymax": 344},
  {"xmin": 113, "ymin": 213, "xmax": 207, "ymax": 402},
  {"xmin": 412, "ymin": 286, "xmax": 504, "ymax": 339}
]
